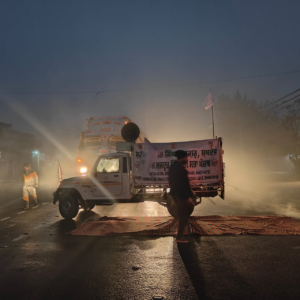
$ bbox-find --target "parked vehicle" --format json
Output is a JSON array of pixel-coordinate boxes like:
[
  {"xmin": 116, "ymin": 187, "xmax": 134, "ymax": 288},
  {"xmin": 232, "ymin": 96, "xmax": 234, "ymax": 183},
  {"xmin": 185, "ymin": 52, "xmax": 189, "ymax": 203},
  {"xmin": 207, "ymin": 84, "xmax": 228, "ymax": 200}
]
[
  {"xmin": 77, "ymin": 116, "xmax": 147, "ymax": 175},
  {"xmin": 54, "ymin": 124, "xmax": 225, "ymax": 219}
]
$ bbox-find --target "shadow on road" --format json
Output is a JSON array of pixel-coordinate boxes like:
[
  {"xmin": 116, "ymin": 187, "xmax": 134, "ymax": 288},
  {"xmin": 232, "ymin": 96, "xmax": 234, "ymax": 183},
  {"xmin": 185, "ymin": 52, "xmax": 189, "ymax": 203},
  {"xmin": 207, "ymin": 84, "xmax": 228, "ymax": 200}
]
[
  {"xmin": 57, "ymin": 219, "xmax": 77, "ymax": 234},
  {"xmin": 178, "ymin": 235, "xmax": 265, "ymax": 300},
  {"xmin": 76, "ymin": 210, "xmax": 100, "ymax": 222},
  {"xmin": 49, "ymin": 209, "xmax": 106, "ymax": 241},
  {"xmin": 54, "ymin": 210, "xmax": 101, "ymax": 236},
  {"xmin": 177, "ymin": 236, "xmax": 208, "ymax": 299}
]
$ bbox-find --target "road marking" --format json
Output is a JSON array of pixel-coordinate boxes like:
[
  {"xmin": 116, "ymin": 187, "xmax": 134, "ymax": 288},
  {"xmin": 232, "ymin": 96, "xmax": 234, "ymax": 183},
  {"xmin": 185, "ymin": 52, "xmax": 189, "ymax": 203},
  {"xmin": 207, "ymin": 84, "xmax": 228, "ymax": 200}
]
[
  {"xmin": 32, "ymin": 206, "xmax": 38, "ymax": 209},
  {"xmin": 12, "ymin": 232, "xmax": 30, "ymax": 242},
  {"xmin": 33, "ymin": 225, "xmax": 43, "ymax": 230},
  {"xmin": 33, "ymin": 223, "xmax": 47, "ymax": 230},
  {"xmin": 12, "ymin": 216, "xmax": 58, "ymax": 241},
  {"xmin": 12, "ymin": 235, "xmax": 25, "ymax": 242},
  {"xmin": 33, "ymin": 216, "xmax": 59, "ymax": 230},
  {"xmin": 17, "ymin": 211, "xmax": 26, "ymax": 215},
  {"xmin": 1, "ymin": 217, "xmax": 11, "ymax": 221}
]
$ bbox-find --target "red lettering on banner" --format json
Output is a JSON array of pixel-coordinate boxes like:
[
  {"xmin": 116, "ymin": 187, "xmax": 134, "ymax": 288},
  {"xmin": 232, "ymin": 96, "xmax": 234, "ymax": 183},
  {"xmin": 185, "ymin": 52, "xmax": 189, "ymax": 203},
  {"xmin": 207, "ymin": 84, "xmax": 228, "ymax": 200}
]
[
  {"xmin": 103, "ymin": 120, "xmax": 112, "ymax": 125},
  {"xmin": 101, "ymin": 128, "xmax": 112, "ymax": 132}
]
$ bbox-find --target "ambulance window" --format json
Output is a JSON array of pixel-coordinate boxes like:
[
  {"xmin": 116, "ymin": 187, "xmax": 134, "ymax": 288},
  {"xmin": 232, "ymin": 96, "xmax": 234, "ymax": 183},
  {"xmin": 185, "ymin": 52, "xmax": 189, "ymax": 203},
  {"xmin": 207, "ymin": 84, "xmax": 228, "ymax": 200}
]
[{"xmin": 97, "ymin": 158, "xmax": 120, "ymax": 173}]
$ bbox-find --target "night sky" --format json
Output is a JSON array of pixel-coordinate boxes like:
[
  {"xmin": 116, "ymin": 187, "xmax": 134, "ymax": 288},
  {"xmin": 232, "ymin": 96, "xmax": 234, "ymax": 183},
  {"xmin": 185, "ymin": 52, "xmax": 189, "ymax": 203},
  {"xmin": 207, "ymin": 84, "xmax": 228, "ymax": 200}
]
[{"xmin": 0, "ymin": 0, "xmax": 299, "ymax": 148}]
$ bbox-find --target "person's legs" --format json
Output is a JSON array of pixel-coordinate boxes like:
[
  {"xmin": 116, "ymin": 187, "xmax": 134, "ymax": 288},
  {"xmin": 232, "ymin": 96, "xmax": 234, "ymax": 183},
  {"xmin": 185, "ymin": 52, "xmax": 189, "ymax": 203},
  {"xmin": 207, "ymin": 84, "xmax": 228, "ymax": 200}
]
[
  {"xmin": 176, "ymin": 200, "xmax": 190, "ymax": 242},
  {"xmin": 22, "ymin": 187, "xmax": 29, "ymax": 209},
  {"xmin": 33, "ymin": 189, "xmax": 37, "ymax": 206},
  {"xmin": 176, "ymin": 199, "xmax": 195, "ymax": 242},
  {"xmin": 177, "ymin": 216, "xmax": 188, "ymax": 238},
  {"xmin": 29, "ymin": 187, "xmax": 38, "ymax": 206}
]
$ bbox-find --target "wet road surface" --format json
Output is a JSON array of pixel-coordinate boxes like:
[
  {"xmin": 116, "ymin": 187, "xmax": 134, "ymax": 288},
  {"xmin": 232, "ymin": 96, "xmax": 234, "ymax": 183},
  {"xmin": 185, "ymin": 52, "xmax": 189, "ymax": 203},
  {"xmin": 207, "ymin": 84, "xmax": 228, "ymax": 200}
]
[{"xmin": 0, "ymin": 187, "xmax": 300, "ymax": 300}]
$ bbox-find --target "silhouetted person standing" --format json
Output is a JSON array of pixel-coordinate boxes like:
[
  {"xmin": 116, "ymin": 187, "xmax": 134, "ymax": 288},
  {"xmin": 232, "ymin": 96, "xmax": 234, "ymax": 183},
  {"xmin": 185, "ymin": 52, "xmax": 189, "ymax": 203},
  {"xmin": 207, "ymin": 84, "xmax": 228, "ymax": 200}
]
[
  {"xmin": 21, "ymin": 163, "xmax": 38, "ymax": 210},
  {"xmin": 168, "ymin": 150, "xmax": 195, "ymax": 243}
]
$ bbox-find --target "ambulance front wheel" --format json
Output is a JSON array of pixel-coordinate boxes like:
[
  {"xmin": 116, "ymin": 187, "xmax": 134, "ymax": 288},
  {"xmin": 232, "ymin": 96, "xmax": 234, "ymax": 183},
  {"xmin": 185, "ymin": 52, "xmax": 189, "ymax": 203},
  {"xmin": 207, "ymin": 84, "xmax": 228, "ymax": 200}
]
[{"xmin": 59, "ymin": 194, "xmax": 79, "ymax": 219}]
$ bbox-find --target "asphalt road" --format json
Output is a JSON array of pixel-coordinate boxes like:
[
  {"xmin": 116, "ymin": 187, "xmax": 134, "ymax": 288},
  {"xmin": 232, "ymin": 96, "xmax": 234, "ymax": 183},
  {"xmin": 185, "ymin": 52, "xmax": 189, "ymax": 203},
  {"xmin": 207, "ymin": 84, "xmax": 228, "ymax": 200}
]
[{"xmin": 0, "ymin": 186, "xmax": 300, "ymax": 300}]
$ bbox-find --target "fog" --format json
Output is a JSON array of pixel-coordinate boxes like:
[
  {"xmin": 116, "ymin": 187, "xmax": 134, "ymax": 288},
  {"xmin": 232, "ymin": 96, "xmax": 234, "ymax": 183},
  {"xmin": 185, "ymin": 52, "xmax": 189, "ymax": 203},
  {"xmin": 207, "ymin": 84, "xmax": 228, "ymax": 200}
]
[
  {"xmin": 1, "ymin": 1, "xmax": 300, "ymax": 217},
  {"xmin": 2, "ymin": 88, "xmax": 299, "ymax": 217},
  {"xmin": 1, "ymin": 86, "xmax": 300, "ymax": 222},
  {"xmin": 216, "ymin": 126, "xmax": 300, "ymax": 217}
]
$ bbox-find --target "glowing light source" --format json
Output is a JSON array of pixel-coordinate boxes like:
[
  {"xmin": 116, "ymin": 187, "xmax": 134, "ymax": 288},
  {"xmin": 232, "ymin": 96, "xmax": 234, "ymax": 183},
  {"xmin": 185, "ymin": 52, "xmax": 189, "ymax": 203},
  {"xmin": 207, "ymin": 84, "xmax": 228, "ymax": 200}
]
[
  {"xmin": 80, "ymin": 167, "xmax": 87, "ymax": 174},
  {"xmin": 77, "ymin": 159, "xmax": 82, "ymax": 163}
]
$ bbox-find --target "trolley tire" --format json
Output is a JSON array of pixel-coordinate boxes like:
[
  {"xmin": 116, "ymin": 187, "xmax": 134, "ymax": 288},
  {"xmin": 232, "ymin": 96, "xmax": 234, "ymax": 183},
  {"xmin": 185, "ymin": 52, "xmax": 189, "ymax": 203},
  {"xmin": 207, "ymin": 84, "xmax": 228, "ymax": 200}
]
[
  {"xmin": 59, "ymin": 194, "xmax": 79, "ymax": 219},
  {"xmin": 167, "ymin": 195, "xmax": 194, "ymax": 219}
]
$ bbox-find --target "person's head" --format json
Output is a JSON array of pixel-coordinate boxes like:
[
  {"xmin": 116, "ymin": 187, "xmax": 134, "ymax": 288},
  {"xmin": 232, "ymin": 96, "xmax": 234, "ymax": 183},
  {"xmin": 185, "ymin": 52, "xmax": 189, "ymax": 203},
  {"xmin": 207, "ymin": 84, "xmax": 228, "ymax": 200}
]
[
  {"xmin": 24, "ymin": 163, "xmax": 30, "ymax": 171},
  {"xmin": 175, "ymin": 150, "xmax": 188, "ymax": 165}
]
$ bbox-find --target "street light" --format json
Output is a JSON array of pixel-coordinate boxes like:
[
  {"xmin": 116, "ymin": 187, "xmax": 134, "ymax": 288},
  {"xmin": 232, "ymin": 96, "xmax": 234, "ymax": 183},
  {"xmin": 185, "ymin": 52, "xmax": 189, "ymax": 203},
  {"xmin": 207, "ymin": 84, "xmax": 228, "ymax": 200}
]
[{"xmin": 32, "ymin": 151, "xmax": 40, "ymax": 170}]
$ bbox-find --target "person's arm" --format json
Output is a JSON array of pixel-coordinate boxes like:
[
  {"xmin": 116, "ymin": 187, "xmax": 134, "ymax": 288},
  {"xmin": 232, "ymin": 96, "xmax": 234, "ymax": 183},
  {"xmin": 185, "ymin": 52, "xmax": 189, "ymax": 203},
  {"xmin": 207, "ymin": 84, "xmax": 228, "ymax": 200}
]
[
  {"xmin": 182, "ymin": 169, "xmax": 195, "ymax": 198},
  {"xmin": 21, "ymin": 173, "xmax": 24, "ymax": 186},
  {"xmin": 171, "ymin": 166, "xmax": 187, "ymax": 198},
  {"xmin": 169, "ymin": 164, "xmax": 181, "ymax": 194}
]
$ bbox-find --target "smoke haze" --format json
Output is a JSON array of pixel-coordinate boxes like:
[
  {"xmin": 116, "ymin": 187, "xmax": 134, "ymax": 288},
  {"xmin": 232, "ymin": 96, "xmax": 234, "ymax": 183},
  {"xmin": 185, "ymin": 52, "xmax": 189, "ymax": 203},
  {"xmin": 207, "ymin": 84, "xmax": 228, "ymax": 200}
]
[{"xmin": 1, "ymin": 1, "xmax": 300, "ymax": 216}]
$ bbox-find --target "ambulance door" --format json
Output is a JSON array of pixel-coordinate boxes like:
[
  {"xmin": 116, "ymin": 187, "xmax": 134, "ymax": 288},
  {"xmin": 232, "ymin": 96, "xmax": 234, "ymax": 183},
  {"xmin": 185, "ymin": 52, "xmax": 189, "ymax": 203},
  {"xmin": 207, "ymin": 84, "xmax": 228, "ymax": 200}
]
[{"xmin": 92, "ymin": 156, "xmax": 123, "ymax": 198}]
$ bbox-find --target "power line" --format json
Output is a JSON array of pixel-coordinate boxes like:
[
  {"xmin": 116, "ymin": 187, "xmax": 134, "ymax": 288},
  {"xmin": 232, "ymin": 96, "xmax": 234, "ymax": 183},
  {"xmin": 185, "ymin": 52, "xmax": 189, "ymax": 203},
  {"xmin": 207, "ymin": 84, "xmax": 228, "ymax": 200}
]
[
  {"xmin": 94, "ymin": 70, "xmax": 300, "ymax": 95},
  {"xmin": 275, "ymin": 72, "xmax": 300, "ymax": 87},
  {"xmin": 270, "ymin": 94, "xmax": 300, "ymax": 110},
  {"xmin": 268, "ymin": 66, "xmax": 300, "ymax": 88},
  {"xmin": 244, "ymin": 67, "xmax": 300, "ymax": 101},
  {"xmin": 261, "ymin": 88, "xmax": 300, "ymax": 108},
  {"xmin": 0, "ymin": 70, "xmax": 299, "ymax": 96}
]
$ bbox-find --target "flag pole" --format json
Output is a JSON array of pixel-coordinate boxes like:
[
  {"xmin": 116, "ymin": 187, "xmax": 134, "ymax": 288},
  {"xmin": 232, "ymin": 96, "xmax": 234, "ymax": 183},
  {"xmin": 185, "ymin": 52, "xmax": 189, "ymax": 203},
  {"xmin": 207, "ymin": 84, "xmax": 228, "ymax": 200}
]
[
  {"xmin": 205, "ymin": 90, "xmax": 215, "ymax": 138},
  {"xmin": 212, "ymin": 105, "xmax": 215, "ymax": 138}
]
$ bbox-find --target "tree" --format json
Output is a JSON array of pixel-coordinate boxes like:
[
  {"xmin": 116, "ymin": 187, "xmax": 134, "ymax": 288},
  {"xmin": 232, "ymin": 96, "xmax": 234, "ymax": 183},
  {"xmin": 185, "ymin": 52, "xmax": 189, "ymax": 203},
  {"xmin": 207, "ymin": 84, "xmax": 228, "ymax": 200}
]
[
  {"xmin": 216, "ymin": 91, "xmax": 283, "ymax": 152},
  {"xmin": 277, "ymin": 99, "xmax": 300, "ymax": 178},
  {"xmin": 215, "ymin": 91, "xmax": 286, "ymax": 180}
]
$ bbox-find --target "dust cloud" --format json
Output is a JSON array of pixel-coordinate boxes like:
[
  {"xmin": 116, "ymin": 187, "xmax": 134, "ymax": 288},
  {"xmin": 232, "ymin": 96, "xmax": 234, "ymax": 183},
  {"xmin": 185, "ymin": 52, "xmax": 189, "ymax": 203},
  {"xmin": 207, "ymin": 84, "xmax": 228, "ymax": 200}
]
[
  {"xmin": 1, "ymin": 91, "xmax": 299, "ymax": 220},
  {"xmin": 218, "ymin": 131, "xmax": 300, "ymax": 218}
]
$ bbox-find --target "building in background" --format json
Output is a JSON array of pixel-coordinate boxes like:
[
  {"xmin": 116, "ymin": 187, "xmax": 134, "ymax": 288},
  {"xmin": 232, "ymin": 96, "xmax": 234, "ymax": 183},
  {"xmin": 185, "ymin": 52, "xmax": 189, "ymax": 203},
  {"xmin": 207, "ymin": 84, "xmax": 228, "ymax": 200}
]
[
  {"xmin": 0, "ymin": 122, "xmax": 36, "ymax": 182},
  {"xmin": 0, "ymin": 121, "xmax": 74, "ymax": 188}
]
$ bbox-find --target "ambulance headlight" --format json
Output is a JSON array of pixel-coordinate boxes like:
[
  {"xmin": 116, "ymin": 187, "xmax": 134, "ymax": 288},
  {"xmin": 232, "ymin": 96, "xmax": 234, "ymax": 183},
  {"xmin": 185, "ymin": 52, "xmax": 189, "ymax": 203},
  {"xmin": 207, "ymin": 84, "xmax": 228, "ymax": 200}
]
[{"xmin": 80, "ymin": 167, "xmax": 88, "ymax": 174}]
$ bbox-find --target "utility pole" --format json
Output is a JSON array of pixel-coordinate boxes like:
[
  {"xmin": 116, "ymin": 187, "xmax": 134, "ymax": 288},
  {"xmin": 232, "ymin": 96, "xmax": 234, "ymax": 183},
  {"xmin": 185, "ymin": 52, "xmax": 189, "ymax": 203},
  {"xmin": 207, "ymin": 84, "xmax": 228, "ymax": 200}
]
[{"xmin": 212, "ymin": 105, "xmax": 215, "ymax": 138}]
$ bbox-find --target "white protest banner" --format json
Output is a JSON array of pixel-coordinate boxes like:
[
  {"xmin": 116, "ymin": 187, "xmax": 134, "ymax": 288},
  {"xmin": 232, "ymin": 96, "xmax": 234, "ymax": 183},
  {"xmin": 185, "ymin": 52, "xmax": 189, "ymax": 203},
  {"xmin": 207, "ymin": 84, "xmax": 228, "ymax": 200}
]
[{"xmin": 133, "ymin": 139, "xmax": 222, "ymax": 186}]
